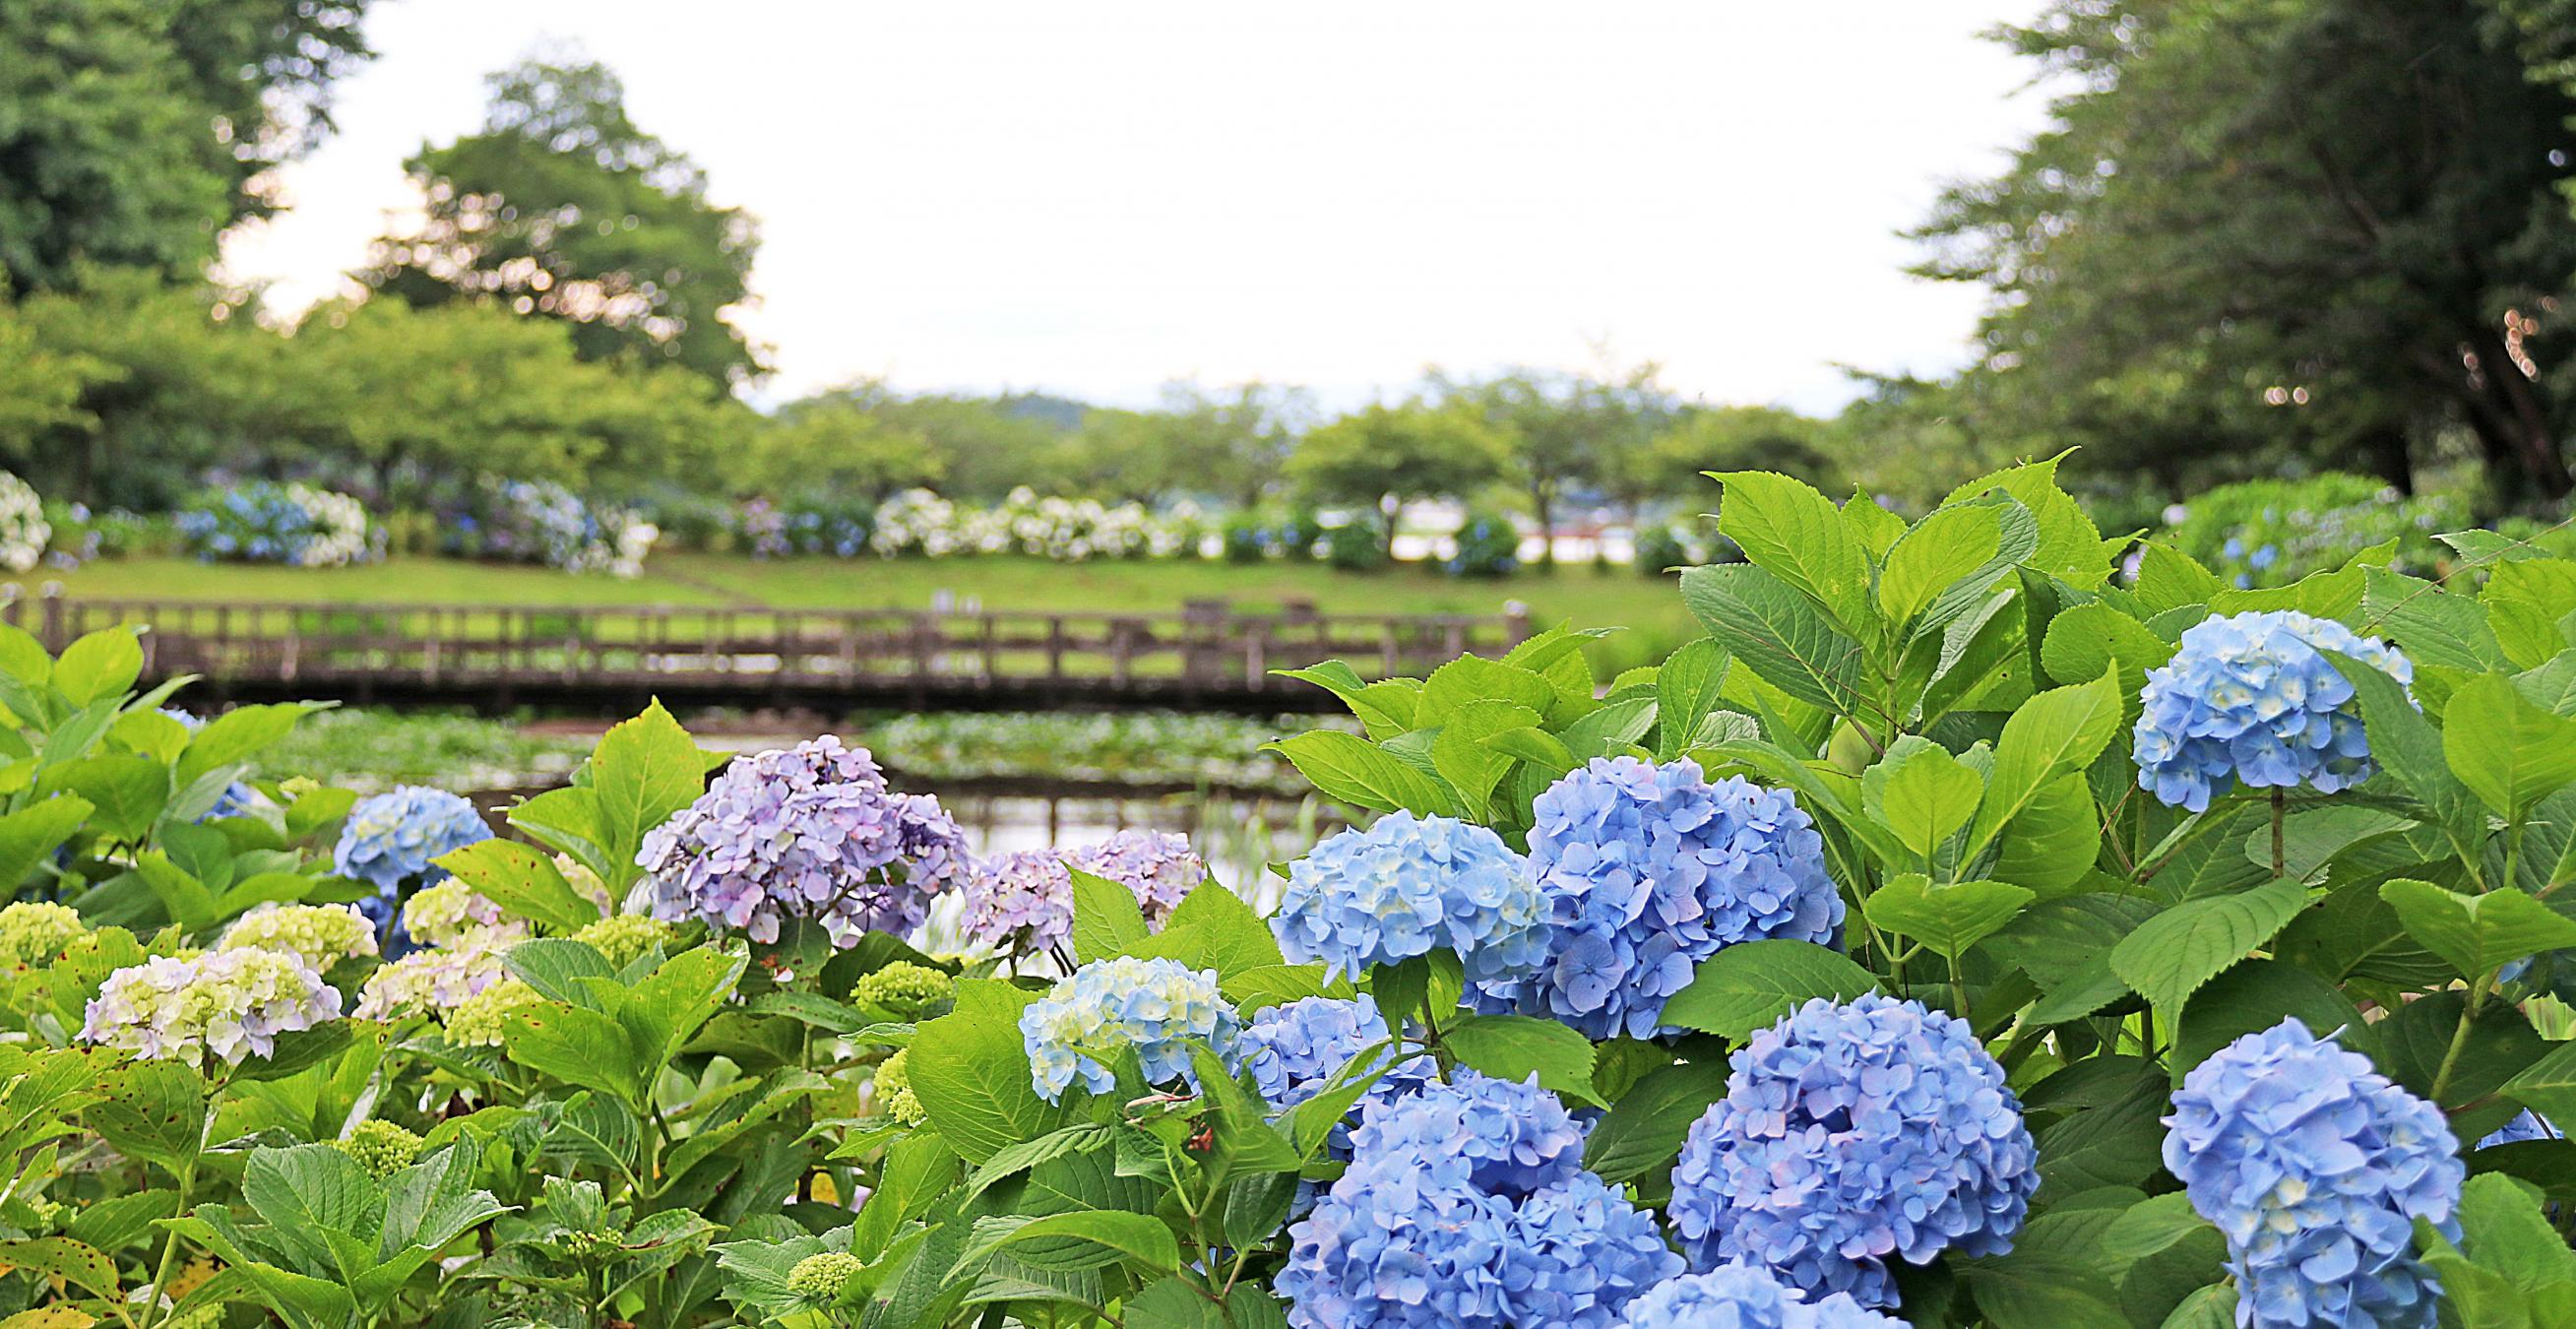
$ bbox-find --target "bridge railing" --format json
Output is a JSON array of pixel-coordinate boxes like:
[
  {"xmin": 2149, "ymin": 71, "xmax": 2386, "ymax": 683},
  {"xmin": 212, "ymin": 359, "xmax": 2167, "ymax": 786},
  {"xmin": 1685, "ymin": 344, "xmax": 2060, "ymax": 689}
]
[{"xmin": 0, "ymin": 589, "xmax": 1534, "ymax": 706}]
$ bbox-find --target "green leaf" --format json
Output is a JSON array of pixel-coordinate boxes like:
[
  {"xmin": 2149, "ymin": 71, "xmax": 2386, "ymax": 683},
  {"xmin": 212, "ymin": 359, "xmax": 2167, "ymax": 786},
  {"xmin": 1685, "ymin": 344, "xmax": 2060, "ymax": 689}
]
[
  {"xmin": 2500, "ymin": 1040, "xmax": 2576, "ymax": 1136},
  {"xmin": 1713, "ymin": 470, "xmax": 1875, "ymax": 634},
  {"xmin": 910, "ymin": 980, "xmax": 1063, "ymax": 1165},
  {"xmin": 1653, "ymin": 639, "xmax": 1729, "ymax": 763},
  {"xmin": 2174, "ymin": 959, "xmax": 2374, "ymax": 1082},
  {"xmin": 1220, "ymin": 964, "xmax": 1352, "ymax": 1014},
  {"xmin": 1862, "ymin": 874, "xmax": 2034, "ymax": 962},
  {"xmin": 0, "ymin": 1236, "xmax": 121, "ymax": 1302},
  {"xmin": 1678, "ymin": 564, "xmax": 1866, "ymax": 714},
  {"xmin": 2097, "ymin": 1192, "xmax": 2216, "ymax": 1281},
  {"xmin": 2135, "ymin": 544, "xmax": 2223, "ymax": 616},
  {"xmin": 1579, "ymin": 1060, "xmax": 1729, "ymax": 1184},
  {"xmin": 2108, "ymin": 877, "xmax": 2309, "ymax": 1021},
  {"xmin": 2485, "ymin": 559, "xmax": 2576, "ymax": 670},
  {"xmin": 501, "ymin": 1002, "xmax": 642, "ymax": 1108},
  {"xmin": 1429, "ymin": 701, "xmax": 1541, "ymax": 822},
  {"xmin": 1275, "ymin": 662, "xmax": 1419, "ymax": 737},
  {"xmin": 174, "ymin": 702, "xmax": 325, "ymax": 790},
  {"xmin": 1967, "ymin": 668, "xmax": 2122, "ymax": 855},
  {"xmin": 83, "ymin": 1057, "xmax": 207, "ymax": 1173},
  {"xmin": 503, "ymin": 785, "xmax": 607, "ymax": 881},
  {"xmin": 2160, "ymin": 1283, "xmax": 2238, "ymax": 1329},
  {"xmin": 51, "ymin": 629, "xmax": 142, "ymax": 706},
  {"xmin": 1441, "ymin": 1014, "xmax": 1601, "ymax": 1106},
  {"xmin": 2443, "ymin": 671, "xmax": 2576, "ymax": 817},
  {"xmin": 1162, "ymin": 880, "xmax": 1285, "ymax": 976},
  {"xmin": 1863, "ymin": 736, "xmax": 1983, "ymax": 862},
  {"xmin": 957, "ymin": 1124, "xmax": 1113, "ymax": 1205},
  {"xmin": 2040, "ymin": 601, "xmax": 2175, "ymax": 695},
  {"xmin": 1262, "ymin": 731, "xmax": 1456, "ymax": 817},
  {"xmin": 1958, "ymin": 1249, "xmax": 2124, "ymax": 1329},
  {"xmin": 36, "ymin": 755, "xmax": 165, "ymax": 843},
  {"xmin": 1069, "ymin": 867, "xmax": 1149, "ymax": 965},
  {"xmin": 1662, "ymin": 939, "xmax": 1881, "ymax": 1042},
  {"xmin": 434, "ymin": 838, "xmax": 600, "ymax": 933},
  {"xmin": 0, "ymin": 794, "xmax": 89, "ymax": 892},
  {"xmin": 961, "ymin": 1211, "xmax": 1179, "ymax": 1275},
  {"xmin": 2379, "ymin": 879, "xmax": 2576, "ymax": 981},
  {"xmin": 1945, "ymin": 456, "xmax": 2106, "ymax": 588},
  {"xmin": 2326, "ymin": 650, "xmax": 2487, "ymax": 864},
  {"xmin": 1881, "ymin": 503, "xmax": 2004, "ymax": 624},
  {"xmin": 586, "ymin": 701, "xmax": 712, "ymax": 892},
  {"xmin": 1417, "ymin": 655, "xmax": 1557, "ymax": 727}
]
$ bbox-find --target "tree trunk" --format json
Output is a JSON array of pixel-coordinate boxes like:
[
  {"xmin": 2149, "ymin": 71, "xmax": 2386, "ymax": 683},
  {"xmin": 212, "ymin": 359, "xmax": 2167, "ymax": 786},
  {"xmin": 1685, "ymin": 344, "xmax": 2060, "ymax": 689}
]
[
  {"xmin": 2469, "ymin": 328, "xmax": 2571, "ymax": 501},
  {"xmin": 1529, "ymin": 481, "xmax": 1555, "ymax": 568},
  {"xmin": 2357, "ymin": 427, "xmax": 2414, "ymax": 496}
]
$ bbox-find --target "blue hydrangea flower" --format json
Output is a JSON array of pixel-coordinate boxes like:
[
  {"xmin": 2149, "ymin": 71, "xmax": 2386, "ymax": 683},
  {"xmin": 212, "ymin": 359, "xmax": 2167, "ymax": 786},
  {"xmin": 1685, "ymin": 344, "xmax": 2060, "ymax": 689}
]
[
  {"xmin": 1669, "ymin": 994, "xmax": 2037, "ymax": 1307},
  {"xmin": 1271, "ymin": 812, "xmax": 1546, "ymax": 986},
  {"xmin": 2479, "ymin": 1109, "xmax": 2558, "ymax": 1148},
  {"xmin": 1281, "ymin": 1072, "xmax": 1677, "ymax": 1329},
  {"xmin": 638, "ymin": 737, "xmax": 969, "ymax": 947},
  {"xmin": 1476, "ymin": 757, "xmax": 1843, "ymax": 1040},
  {"xmin": 2166, "ymin": 1018, "xmax": 2462, "ymax": 1329},
  {"xmin": 333, "ymin": 787, "xmax": 491, "ymax": 932},
  {"xmin": 2134, "ymin": 610, "xmax": 2413, "ymax": 812},
  {"xmin": 1616, "ymin": 1264, "xmax": 1904, "ymax": 1329},
  {"xmin": 1235, "ymin": 995, "xmax": 1433, "ymax": 1152},
  {"xmin": 1019, "ymin": 956, "xmax": 1237, "ymax": 1103}
]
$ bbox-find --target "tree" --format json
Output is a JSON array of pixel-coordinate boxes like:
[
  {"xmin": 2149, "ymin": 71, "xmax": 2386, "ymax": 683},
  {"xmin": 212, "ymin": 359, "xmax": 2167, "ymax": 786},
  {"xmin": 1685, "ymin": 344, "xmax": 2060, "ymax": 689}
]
[
  {"xmin": 1606, "ymin": 406, "xmax": 1838, "ymax": 516},
  {"xmin": 1437, "ymin": 367, "xmax": 1675, "ymax": 564},
  {"xmin": 362, "ymin": 56, "xmax": 766, "ymax": 387},
  {"xmin": 1914, "ymin": 0, "xmax": 2576, "ymax": 507},
  {"xmin": 0, "ymin": 0, "xmax": 370, "ymax": 292},
  {"xmin": 1288, "ymin": 403, "xmax": 1509, "ymax": 553},
  {"xmin": 1154, "ymin": 380, "xmax": 1311, "ymax": 507},
  {"xmin": 751, "ymin": 394, "xmax": 942, "ymax": 503}
]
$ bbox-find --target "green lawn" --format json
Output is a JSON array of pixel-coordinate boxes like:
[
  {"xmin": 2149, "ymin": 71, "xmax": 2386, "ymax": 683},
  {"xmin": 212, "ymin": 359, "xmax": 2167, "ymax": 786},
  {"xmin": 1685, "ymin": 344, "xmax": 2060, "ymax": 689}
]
[{"xmin": 29, "ymin": 554, "xmax": 1698, "ymax": 673}]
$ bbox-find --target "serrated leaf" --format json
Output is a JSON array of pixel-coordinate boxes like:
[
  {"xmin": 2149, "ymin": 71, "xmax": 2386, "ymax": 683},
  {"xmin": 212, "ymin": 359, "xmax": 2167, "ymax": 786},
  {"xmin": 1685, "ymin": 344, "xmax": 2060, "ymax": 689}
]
[
  {"xmin": 1441, "ymin": 1015, "xmax": 1600, "ymax": 1106},
  {"xmin": 1678, "ymin": 564, "xmax": 1867, "ymax": 714},
  {"xmin": 1862, "ymin": 874, "xmax": 2033, "ymax": 962},
  {"xmin": 2108, "ymin": 877, "xmax": 2308, "ymax": 1020},
  {"xmin": 2379, "ymin": 879, "xmax": 2576, "ymax": 981},
  {"xmin": 1713, "ymin": 470, "xmax": 1875, "ymax": 634},
  {"xmin": 2442, "ymin": 672, "xmax": 2576, "ymax": 817},
  {"xmin": 1662, "ymin": 939, "xmax": 1880, "ymax": 1042},
  {"xmin": 1262, "ymin": 731, "xmax": 1456, "ymax": 817}
]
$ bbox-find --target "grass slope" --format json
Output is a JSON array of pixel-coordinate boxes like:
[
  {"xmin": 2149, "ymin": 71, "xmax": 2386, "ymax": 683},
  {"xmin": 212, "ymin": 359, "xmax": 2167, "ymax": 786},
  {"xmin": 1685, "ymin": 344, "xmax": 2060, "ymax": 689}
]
[{"xmin": 30, "ymin": 554, "xmax": 1696, "ymax": 671}]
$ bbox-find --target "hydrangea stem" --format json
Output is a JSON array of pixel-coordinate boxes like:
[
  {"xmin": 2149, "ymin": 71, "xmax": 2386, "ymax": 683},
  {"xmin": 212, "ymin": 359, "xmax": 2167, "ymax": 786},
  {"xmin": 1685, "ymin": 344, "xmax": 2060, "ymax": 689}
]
[{"xmin": 2271, "ymin": 789, "xmax": 2287, "ymax": 879}]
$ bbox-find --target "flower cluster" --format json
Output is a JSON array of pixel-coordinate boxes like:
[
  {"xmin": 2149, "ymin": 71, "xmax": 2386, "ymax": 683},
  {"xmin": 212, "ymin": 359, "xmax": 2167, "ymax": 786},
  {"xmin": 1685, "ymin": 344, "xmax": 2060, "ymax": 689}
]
[
  {"xmin": 788, "ymin": 1251, "xmax": 864, "ymax": 1300},
  {"xmin": 1018, "ymin": 956, "xmax": 1236, "ymax": 1103},
  {"xmin": 0, "ymin": 471, "xmax": 48, "ymax": 573},
  {"xmin": 851, "ymin": 960, "xmax": 954, "ymax": 1018},
  {"xmin": 1615, "ymin": 1264, "xmax": 1902, "ymax": 1329},
  {"xmin": 2168, "ymin": 474, "xmax": 2464, "ymax": 590},
  {"xmin": 0, "ymin": 901, "xmax": 87, "ymax": 969},
  {"xmin": 1272, "ymin": 812, "xmax": 1546, "ymax": 985},
  {"xmin": 400, "ymin": 880, "xmax": 508, "ymax": 949},
  {"xmin": 333, "ymin": 1119, "xmax": 425, "ymax": 1179},
  {"xmin": 733, "ymin": 497, "xmax": 873, "ymax": 559},
  {"xmin": 447, "ymin": 477, "xmax": 658, "ymax": 576},
  {"xmin": 445, "ymin": 977, "xmax": 542, "ymax": 1046},
  {"xmin": 2134, "ymin": 610, "xmax": 2413, "ymax": 812},
  {"xmin": 333, "ymin": 786, "xmax": 491, "ymax": 902},
  {"xmin": 1669, "ymin": 994, "xmax": 2038, "ymax": 1307},
  {"xmin": 638, "ymin": 737, "xmax": 969, "ymax": 948},
  {"xmin": 175, "ymin": 480, "xmax": 375, "ymax": 567},
  {"xmin": 872, "ymin": 1047, "xmax": 926, "ymax": 1126},
  {"xmin": 1478, "ymin": 758, "xmax": 1843, "ymax": 1039},
  {"xmin": 2164, "ymin": 1018, "xmax": 2463, "ymax": 1329},
  {"xmin": 80, "ymin": 950, "xmax": 343, "ymax": 1067},
  {"xmin": 1280, "ymin": 1072, "xmax": 1679, "ymax": 1329},
  {"xmin": 219, "ymin": 904, "xmax": 379, "ymax": 971},
  {"xmin": 353, "ymin": 924, "xmax": 523, "ymax": 1020},
  {"xmin": 1234, "ymin": 995, "xmax": 1432, "ymax": 1151},
  {"xmin": 865, "ymin": 486, "xmax": 1203, "ymax": 561},
  {"xmin": 573, "ymin": 914, "xmax": 677, "ymax": 969},
  {"xmin": 1064, "ymin": 830, "xmax": 1204, "ymax": 924}
]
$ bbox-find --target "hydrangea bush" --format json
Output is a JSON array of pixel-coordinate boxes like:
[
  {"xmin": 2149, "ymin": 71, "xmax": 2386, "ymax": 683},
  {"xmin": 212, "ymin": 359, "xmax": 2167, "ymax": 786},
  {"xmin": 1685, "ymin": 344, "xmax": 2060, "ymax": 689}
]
[
  {"xmin": 175, "ymin": 479, "xmax": 377, "ymax": 566},
  {"xmin": 2, "ymin": 461, "xmax": 2573, "ymax": 1328},
  {"xmin": 0, "ymin": 470, "xmax": 50, "ymax": 573},
  {"xmin": 445, "ymin": 476, "xmax": 660, "ymax": 576}
]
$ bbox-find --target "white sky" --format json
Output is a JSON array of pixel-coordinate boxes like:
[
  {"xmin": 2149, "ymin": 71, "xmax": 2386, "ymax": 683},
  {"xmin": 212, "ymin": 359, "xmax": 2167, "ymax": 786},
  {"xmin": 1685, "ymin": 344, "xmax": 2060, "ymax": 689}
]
[{"xmin": 218, "ymin": 1, "xmax": 2049, "ymax": 414}]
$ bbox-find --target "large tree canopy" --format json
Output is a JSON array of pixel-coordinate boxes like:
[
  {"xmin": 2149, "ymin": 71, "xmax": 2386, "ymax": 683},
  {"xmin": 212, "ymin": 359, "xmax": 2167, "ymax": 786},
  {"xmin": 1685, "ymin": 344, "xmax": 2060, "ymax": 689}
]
[
  {"xmin": 1915, "ymin": 0, "xmax": 2576, "ymax": 506},
  {"xmin": 0, "ymin": 0, "xmax": 371, "ymax": 292},
  {"xmin": 362, "ymin": 57, "xmax": 766, "ymax": 387}
]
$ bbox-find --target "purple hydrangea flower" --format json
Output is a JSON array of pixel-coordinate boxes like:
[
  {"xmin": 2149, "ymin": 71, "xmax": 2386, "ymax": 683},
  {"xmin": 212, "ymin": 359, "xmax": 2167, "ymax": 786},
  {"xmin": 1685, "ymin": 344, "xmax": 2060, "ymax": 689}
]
[
  {"xmin": 1271, "ymin": 811, "xmax": 1546, "ymax": 986},
  {"xmin": 1064, "ymin": 829, "xmax": 1204, "ymax": 925},
  {"xmin": 638, "ymin": 737, "xmax": 968, "ymax": 947},
  {"xmin": 1019, "ymin": 955, "xmax": 1237, "ymax": 1103},
  {"xmin": 1669, "ymin": 994, "xmax": 2037, "ymax": 1307},
  {"xmin": 1236, "ymin": 995, "xmax": 1433, "ymax": 1153},
  {"xmin": 1476, "ymin": 757, "xmax": 1843, "ymax": 1039},
  {"xmin": 333, "ymin": 785, "xmax": 491, "ymax": 897},
  {"xmin": 2134, "ymin": 610, "xmax": 2413, "ymax": 812},
  {"xmin": 80, "ymin": 950, "xmax": 343, "ymax": 1067},
  {"xmin": 1280, "ymin": 1072, "xmax": 1678, "ymax": 1329},
  {"xmin": 2165, "ymin": 1018, "xmax": 2462, "ymax": 1329},
  {"xmin": 1617, "ymin": 1264, "xmax": 1904, "ymax": 1329}
]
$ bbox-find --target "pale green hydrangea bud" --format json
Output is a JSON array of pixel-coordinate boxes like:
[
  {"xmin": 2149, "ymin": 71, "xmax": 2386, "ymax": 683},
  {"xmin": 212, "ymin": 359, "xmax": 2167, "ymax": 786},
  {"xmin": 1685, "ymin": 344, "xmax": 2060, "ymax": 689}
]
[
  {"xmin": 220, "ymin": 903, "xmax": 379, "ymax": 971},
  {"xmin": 0, "ymin": 901, "xmax": 87, "ymax": 969},
  {"xmin": 445, "ymin": 977, "xmax": 542, "ymax": 1047},
  {"xmin": 401, "ymin": 880, "xmax": 508, "ymax": 949},
  {"xmin": 555, "ymin": 854, "xmax": 613, "ymax": 913},
  {"xmin": 851, "ymin": 961, "xmax": 953, "ymax": 1018},
  {"xmin": 572, "ymin": 914, "xmax": 677, "ymax": 969},
  {"xmin": 333, "ymin": 1118, "xmax": 425, "ymax": 1178},
  {"xmin": 874, "ymin": 1048, "xmax": 927, "ymax": 1126},
  {"xmin": 788, "ymin": 1251, "xmax": 864, "ymax": 1299}
]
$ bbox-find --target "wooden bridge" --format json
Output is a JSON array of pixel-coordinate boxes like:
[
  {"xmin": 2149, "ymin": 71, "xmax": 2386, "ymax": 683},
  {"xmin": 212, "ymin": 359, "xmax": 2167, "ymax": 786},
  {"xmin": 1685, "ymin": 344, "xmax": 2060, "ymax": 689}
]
[{"xmin": 1, "ymin": 590, "xmax": 1532, "ymax": 712}]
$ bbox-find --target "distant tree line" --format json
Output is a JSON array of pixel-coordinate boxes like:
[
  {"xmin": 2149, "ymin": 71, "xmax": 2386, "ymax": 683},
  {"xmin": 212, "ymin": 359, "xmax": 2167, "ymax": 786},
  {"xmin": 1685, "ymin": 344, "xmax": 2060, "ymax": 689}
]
[{"xmin": 7, "ymin": 0, "xmax": 2572, "ymax": 539}]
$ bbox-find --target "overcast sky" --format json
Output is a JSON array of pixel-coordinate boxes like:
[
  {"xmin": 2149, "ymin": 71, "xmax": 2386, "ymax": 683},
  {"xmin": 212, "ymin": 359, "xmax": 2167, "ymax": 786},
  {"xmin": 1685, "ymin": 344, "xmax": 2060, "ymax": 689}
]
[{"xmin": 218, "ymin": 1, "xmax": 2049, "ymax": 413}]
